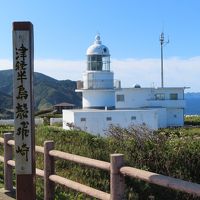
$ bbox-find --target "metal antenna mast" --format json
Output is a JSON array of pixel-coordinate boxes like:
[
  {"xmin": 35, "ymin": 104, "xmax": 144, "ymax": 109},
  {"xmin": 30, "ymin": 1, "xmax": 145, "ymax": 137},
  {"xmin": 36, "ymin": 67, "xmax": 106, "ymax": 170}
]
[{"xmin": 160, "ymin": 32, "xmax": 169, "ymax": 88}]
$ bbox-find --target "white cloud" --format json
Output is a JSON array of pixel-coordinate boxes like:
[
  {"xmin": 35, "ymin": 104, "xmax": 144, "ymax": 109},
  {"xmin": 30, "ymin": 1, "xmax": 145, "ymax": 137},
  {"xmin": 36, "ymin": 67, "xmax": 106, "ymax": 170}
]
[
  {"xmin": 0, "ymin": 59, "xmax": 12, "ymax": 69},
  {"xmin": 34, "ymin": 59, "xmax": 84, "ymax": 81},
  {"xmin": 112, "ymin": 57, "xmax": 200, "ymax": 91},
  {"xmin": 0, "ymin": 56, "xmax": 200, "ymax": 92}
]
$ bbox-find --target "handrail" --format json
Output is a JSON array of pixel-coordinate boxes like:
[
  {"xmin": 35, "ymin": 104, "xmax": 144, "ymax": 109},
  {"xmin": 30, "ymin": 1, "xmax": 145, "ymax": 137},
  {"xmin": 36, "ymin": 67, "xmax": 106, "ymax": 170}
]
[
  {"xmin": 0, "ymin": 135, "xmax": 200, "ymax": 199},
  {"xmin": 7, "ymin": 160, "xmax": 15, "ymax": 167},
  {"xmin": 49, "ymin": 150, "xmax": 110, "ymax": 171},
  {"xmin": 120, "ymin": 166, "xmax": 200, "ymax": 196},
  {"xmin": 36, "ymin": 145, "xmax": 44, "ymax": 154},
  {"xmin": 36, "ymin": 168, "xmax": 44, "ymax": 177},
  {"xmin": 7, "ymin": 140, "xmax": 14, "ymax": 146},
  {"xmin": 0, "ymin": 138, "xmax": 4, "ymax": 144},
  {"xmin": 49, "ymin": 175, "xmax": 110, "ymax": 200},
  {"xmin": 0, "ymin": 156, "xmax": 4, "ymax": 162}
]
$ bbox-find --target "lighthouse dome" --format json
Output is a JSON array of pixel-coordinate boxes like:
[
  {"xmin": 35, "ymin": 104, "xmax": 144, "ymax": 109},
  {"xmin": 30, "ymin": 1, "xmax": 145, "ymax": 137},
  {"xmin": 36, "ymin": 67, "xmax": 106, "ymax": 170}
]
[{"xmin": 86, "ymin": 35, "xmax": 110, "ymax": 56}]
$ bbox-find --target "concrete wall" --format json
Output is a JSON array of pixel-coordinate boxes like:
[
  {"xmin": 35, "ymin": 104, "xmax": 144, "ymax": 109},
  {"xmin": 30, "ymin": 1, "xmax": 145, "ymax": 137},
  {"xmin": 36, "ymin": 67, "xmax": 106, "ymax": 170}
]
[
  {"xmin": 0, "ymin": 119, "xmax": 14, "ymax": 125},
  {"xmin": 166, "ymin": 108, "xmax": 184, "ymax": 126},
  {"xmin": 82, "ymin": 90, "xmax": 115, "ymax": 108},
  {"xmin": 156, "ymin": 108, "xmax": 167, "ymax": 128},
  {"xmin": 115, "ymin": 87, "xmax": 185, "ymax": 109},
  {"xmin": 63, "ymin": 111, "xmax": 75, "ymax": 129},
  {"xmin": 155, "ymin": 88, "xmax": 184, "ymax": 100},
  {"xmin": 50, "ymin": 118, "xmax": 62, "ymax": 125},
  {"xmin": 0, "ymin": 118, "xmax": 44, "ymax": 125},
  {"xmin": 148, "ymin": 100, "xmax": 186, "ymax": 109},
  {"xmin": 35, "ymin": 118, "xmax": 44, "ymax": 125},
  {"xmin": 63, "ymin": 109, "xmax": 159, "ymax": 135},
  {"xmin": 115, "ymin": 88, "xmax": 153, "ymax": 109},
  {"xmin": 83, "ymin": 71, "xmax": 114, "ymax": 89}
]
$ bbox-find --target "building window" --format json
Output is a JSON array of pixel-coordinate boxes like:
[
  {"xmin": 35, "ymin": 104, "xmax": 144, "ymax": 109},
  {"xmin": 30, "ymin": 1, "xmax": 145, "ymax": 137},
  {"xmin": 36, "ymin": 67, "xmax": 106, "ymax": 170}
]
[
  {"xmin": 87, "ymin": 55, "xmax": 103, "ymax": 71},
  {"xmin": 116, "ymin": 94, "xmax": 125, "ymax": 102},
  {"xmin": 106, "ymin": 117, "xmax": 112, "ymax": 121},
  {"xmin": 170, "ymin": 93, "xmax": 178, "ymax": 100},
  {"xmin": 80, "ymin": 117, "xmax": 86, "ymax": 122},
  {"xmin": 131, "ymin": 116, "xmax": 136, "ymax": 120},
  {"xmin": 155, "ymin": 93, "xmax": 165, "ymax": 100}
]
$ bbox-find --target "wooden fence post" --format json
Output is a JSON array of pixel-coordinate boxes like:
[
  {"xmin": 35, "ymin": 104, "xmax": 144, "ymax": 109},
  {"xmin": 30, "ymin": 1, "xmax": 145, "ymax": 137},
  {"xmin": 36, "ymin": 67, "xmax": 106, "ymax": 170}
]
[
  {"xmin": 44, "ymin": 141, "xmax": 55, "ymax": 200},
  {"xmin": 110, "ymin": 154, "xmax": 125, "ymax": 200},
  {"xmin": 4, "ymin": 133, "xmax": 13, "ymax": 191}
]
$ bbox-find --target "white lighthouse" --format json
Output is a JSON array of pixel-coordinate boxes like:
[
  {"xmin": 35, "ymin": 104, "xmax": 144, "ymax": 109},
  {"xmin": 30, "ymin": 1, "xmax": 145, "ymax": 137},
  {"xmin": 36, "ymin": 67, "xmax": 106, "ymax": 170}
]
[
  {"xmin": 77, "ymin": 35, "xmax": 115, "ymax": 109},
  {"xmin": 63, "ymin": 35, "xmax": 186, "ymax": 135}
]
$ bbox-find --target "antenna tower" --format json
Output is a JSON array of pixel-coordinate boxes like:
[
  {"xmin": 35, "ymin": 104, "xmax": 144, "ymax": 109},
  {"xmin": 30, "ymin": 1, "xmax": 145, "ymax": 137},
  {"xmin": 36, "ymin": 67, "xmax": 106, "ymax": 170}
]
[{"xmin": 160, "ymin": 32, "xmax": 169, "ymax": 88}]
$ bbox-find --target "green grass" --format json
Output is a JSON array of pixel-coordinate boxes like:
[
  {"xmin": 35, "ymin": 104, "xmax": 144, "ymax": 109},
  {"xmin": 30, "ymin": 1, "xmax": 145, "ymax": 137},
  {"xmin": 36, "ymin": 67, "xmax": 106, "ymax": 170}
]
[
  {"xmin": 0, "ymin": 125, "xmax": 14, "ymax": 135},
  {"xmin": 0, "ymin": 117, "xmax": 200, "ymax": 199},
  {"xmin": 185, "ymin": 115, "xmax": 200, "ymax": 126}
]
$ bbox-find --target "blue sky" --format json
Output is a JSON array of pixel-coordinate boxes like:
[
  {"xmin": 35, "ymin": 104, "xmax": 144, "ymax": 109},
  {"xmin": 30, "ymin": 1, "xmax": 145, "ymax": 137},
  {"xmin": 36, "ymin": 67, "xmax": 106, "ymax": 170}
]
[{"xmin": 0, "ymin": 0, "xmax": 200, "ymax": 91}]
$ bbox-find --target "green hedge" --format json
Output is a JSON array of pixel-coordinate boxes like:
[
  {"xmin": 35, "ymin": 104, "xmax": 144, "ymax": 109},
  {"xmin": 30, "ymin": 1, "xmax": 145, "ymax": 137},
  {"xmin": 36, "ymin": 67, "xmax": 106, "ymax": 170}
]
[
  {"xmin": 0, "ymin": 122, "xmax": 200, "ymax": 199},
  {"xmin": 34, "ymin": 125, "xmax": 200, "ymax": 200}
]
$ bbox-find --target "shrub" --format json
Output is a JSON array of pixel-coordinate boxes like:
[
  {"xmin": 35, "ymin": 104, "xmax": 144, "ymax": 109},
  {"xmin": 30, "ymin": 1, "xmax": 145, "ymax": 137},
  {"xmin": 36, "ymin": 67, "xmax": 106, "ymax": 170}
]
[{"xmin": 0, "ymin": 122, "xmax": 200, "ymax": 199}]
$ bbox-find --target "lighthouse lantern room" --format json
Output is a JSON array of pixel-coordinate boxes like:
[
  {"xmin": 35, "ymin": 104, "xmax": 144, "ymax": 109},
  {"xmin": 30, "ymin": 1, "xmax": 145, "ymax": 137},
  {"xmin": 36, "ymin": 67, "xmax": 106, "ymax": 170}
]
[
  {"xmin": 77, "ymin": 35, "xmax": 115, "ymax": 109},
  {"xmin": 87, "ymin": 35, "xmax": 110, "ymax": 71}
]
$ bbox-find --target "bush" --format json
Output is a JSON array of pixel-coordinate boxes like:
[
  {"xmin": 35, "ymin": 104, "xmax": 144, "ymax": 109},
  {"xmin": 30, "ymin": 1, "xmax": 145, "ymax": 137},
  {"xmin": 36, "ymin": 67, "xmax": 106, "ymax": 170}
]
[
  {"xmin": 185, "ymin": 115, "xmax": 200, "ymax": 126},
  {"xmin": 0, "ymin": 122, "xmax": 200, "ymax": 199},
  {"xmin": 106, "ymin": 125, "xmax": 200, "ymax": 199}
]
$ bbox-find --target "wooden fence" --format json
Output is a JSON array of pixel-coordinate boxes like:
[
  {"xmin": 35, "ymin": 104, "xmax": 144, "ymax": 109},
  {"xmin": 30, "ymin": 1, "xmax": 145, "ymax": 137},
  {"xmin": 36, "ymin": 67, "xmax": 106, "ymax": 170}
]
[{"xmin": 0, "ymin": 132, "xmax": 200, "ymax": 200}]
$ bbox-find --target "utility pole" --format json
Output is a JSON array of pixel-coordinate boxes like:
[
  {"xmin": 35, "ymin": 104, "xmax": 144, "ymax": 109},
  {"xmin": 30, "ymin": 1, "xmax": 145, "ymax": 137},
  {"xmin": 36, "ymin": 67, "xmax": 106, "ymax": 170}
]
[{"xmin": 160, "ymin": 32, "xmax": 169, "ymax": 88}]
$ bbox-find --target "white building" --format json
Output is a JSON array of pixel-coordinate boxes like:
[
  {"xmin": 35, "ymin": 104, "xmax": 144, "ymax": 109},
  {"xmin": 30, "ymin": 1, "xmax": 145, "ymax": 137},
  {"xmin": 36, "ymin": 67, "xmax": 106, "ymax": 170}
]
[{"xmin": 63, "ymin": 35, "xmax": 186, "ymax": 135}]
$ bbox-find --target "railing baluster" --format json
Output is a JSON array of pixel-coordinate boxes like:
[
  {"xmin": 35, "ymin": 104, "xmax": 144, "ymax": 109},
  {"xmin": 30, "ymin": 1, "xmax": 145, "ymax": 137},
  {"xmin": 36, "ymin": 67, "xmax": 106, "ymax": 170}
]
[
  {"xmin": 110, "ymin": 154, "xmax": 125, "ymax": 200},
  {"xmin": 0, "ymin": 136, "xmax": 200, "ymax": 199},
  {"xmin": 4, "ymin": 133, "xmax": 13, "ymax": 191},
  {"xmin": 44, "ymin": 141, "xmax": 55, "ymax": 200}
]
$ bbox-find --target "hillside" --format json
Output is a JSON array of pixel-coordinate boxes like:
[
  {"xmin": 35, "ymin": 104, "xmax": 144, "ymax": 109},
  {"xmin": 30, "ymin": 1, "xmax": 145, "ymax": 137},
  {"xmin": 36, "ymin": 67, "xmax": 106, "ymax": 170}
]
[
  {"xmin": 1, "ymin": 69, "xmax": 200, "ymax": 118},
  {"xmin": 0, "ymin": 91, "xmax": 13, "ymax": 119},
  {"xmin": 0, "ymin": 69, "xmax": 81, "ymax": 117}
]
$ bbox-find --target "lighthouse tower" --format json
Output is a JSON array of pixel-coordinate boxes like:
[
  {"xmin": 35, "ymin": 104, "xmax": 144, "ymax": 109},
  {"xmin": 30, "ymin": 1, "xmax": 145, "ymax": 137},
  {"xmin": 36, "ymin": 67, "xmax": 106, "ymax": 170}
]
[
  {"xmin": 63, "ymin": 35, "xmax": 186, "ymax": 134},
  {"xmin": 77, "ymin": 35, "xmax": 115, "ymax": 109}
]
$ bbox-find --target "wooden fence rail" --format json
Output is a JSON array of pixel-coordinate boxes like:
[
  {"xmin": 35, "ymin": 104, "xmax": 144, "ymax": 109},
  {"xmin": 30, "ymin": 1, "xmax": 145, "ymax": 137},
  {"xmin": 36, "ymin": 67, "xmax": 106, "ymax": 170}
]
[{"xmin": 0, "ymin": 132, "xmax": 200, "ymax": 200}]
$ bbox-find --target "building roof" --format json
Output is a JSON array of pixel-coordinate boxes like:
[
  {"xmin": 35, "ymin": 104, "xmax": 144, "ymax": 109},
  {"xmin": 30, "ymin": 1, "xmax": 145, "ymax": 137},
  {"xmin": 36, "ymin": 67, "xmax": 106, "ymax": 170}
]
[
  {"xmin": 64, "ymin": 107, "xmax": 163, "ymax": 113},
  {"xmin": 54, "ymin": 102, "xmax": 75, "ymax": 107},
  {"xmin": 86, "ymin": 35, "xmax": 110, "ymax": 56},
  {"xmin": 116, "ymin": 87, "xmax": 188, "ymax": 91}
]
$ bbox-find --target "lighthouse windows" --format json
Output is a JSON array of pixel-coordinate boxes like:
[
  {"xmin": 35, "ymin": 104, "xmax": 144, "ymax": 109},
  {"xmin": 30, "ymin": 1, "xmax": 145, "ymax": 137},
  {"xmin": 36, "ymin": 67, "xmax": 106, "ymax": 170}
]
[
  {"xmin": 87, "ymin": 55, "xmax": 103, "ymax": 71},
  {"xmin": 131, "ymin": 116, "xmax": 137, "ymax": 120},
  {"xmin": 87, "ymin": 55, "xmax": 110, "ymax": 71},
  {"xmin": 170, "ymin": 93, "xmax": 178, "ymax": 100},
  {"xmin": 80, "ymin": 117, "xmax": 86, "ymax": 122},
  {"xmin": 106, "ymin": 117, "xmax": 112, "ymax": 121},
  {"xmin": 155, "ymin": 93, "xmax": 165, "ymax": 100},
  {"xmin": 117, "ymin": 94, "xmax": 125, "ymax": 102}
]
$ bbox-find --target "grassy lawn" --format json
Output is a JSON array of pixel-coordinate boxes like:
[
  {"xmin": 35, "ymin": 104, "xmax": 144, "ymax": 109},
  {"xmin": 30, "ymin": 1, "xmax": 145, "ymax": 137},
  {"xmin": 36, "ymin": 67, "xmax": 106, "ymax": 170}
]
[{"xmin": 0, "ymin": 116, "xmax": 199, "ymax": 199}]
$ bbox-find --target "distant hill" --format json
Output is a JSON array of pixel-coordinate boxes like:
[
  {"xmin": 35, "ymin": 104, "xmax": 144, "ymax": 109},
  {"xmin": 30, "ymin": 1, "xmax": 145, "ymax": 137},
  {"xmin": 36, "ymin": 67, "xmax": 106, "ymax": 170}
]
[
  {"xmin": 0, "ymin": 91, "xmax": 13, "ymax": 119},
  {"xmin": 0, "ymin": 69, "xmax": 200, "ymax": 118},
  {"xmin": 0, "ymin": 69, "xmax": 81, "ymax": 118}
]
